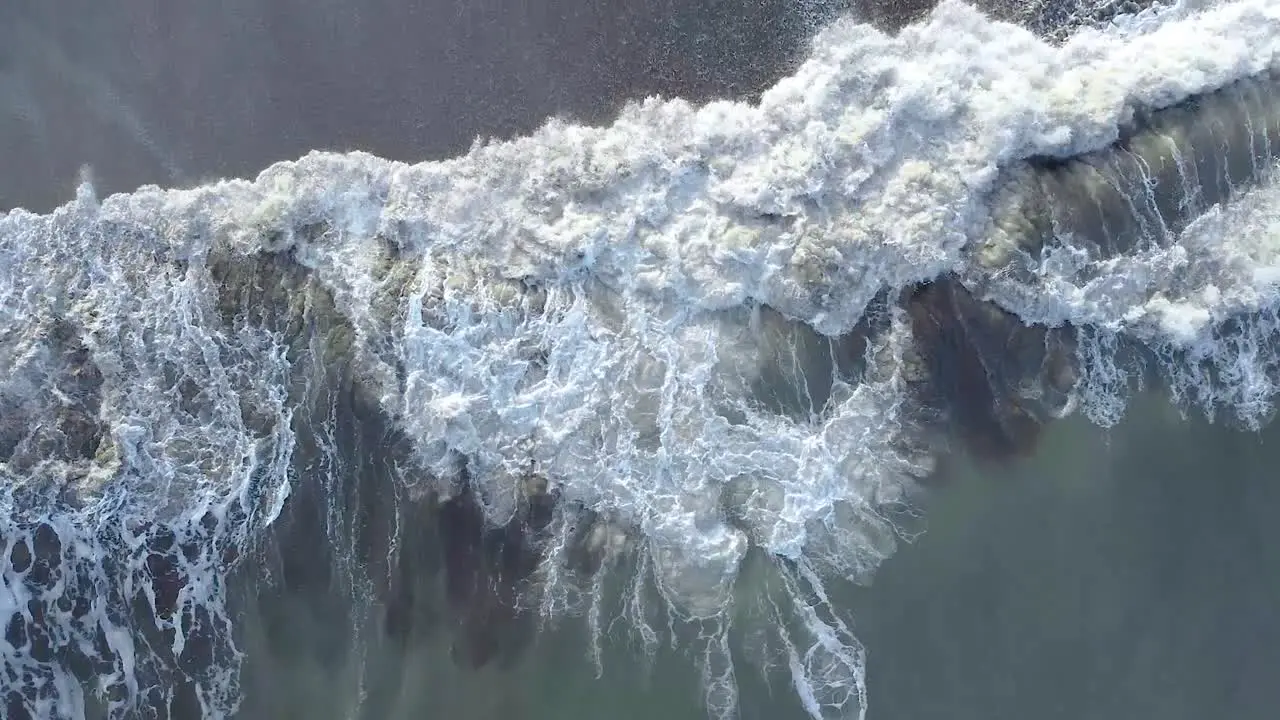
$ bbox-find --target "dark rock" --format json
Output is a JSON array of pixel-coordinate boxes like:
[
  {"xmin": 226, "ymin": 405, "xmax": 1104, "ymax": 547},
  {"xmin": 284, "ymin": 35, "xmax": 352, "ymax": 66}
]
[
  {"xmin": 905, "ymin": 276, "xmax": 1076, "ymax": 462},
  {"xmin": 438, "ymin": 476, "xmax": 557, "ymax": 670}
]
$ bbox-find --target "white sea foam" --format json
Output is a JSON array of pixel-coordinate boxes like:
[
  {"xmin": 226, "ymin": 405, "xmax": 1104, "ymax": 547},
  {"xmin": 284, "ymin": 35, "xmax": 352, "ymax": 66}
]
[{"xmin": 3, "ymin": 1, "xmax": 1280, "ymax": 718}]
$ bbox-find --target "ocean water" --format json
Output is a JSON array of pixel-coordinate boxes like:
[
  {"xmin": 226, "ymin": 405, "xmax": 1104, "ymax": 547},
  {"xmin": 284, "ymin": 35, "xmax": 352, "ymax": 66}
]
[
  {"xmin": 852, "ymin": 396, "xmax": 1280, "ymax": 720},
  {"xmin": 4, "ymin": 1, "xmax": 1280, "ymax": 718}
]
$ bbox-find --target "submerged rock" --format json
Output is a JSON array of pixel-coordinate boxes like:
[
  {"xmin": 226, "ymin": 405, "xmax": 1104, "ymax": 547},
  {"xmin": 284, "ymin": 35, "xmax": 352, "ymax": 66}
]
[
  {"xmin": 904, "ymin": 276, "xmax": 1077, "ymax": 461},
  {"xmin": 438, "ymin": 474, "xmax": 557, "ymax": 670}
]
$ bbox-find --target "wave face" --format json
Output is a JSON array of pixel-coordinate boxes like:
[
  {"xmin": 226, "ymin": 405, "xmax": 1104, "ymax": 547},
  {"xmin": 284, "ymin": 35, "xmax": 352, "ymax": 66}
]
[{"xmin": 4, "ymin": 1, "xmax": 1280, "ymax": 718}]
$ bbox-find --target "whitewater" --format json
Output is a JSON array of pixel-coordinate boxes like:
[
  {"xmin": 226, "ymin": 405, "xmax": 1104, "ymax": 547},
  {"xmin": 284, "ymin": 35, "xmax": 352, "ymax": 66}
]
[{"xmin": 3, "ymin": 0, "xmax": 1280, "ymax": 718}]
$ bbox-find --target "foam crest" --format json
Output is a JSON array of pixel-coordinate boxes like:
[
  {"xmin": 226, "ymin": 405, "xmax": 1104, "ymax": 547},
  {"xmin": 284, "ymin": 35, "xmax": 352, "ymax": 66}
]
[{"xmin": 971, "ymin": 67, "xmax": 1280, "ymax": 426}]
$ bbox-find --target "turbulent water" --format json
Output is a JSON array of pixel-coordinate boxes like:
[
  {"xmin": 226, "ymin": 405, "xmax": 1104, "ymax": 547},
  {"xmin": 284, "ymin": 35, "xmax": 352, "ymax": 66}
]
[{"xmin": 4, "ymin": 1, "xmax": 1280, "ymax": 718}]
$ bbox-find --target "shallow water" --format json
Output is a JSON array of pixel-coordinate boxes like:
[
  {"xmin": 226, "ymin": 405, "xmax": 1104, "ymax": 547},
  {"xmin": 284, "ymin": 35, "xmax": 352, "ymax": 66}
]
[
  {"xmin": 6, "ymin": 2, "xmax": 1280, "ymax": 719},
  {"xmin": 226, "ymin": 391, "xmax": 1280, "ymax": 720},
  {"xmin": 853, "ymin": 396, "xmax": 1280, "ymax": 719}
]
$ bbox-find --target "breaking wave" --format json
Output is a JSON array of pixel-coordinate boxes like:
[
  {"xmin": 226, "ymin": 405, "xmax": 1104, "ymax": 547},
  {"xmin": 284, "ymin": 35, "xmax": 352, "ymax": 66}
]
[{"xmin": 4, "ymin": 1, "xmax": 1280, "ymax": 718}]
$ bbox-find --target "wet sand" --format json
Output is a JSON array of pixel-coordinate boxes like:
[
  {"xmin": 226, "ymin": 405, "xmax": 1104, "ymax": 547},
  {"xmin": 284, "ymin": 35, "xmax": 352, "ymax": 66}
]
[
  {"xmin": 0, "ymin": 0, "xmax": 1125, "ymax": 213},
  {"xmin": 0, "ymin": 0, "xmax": 836, "ymax": 213}
]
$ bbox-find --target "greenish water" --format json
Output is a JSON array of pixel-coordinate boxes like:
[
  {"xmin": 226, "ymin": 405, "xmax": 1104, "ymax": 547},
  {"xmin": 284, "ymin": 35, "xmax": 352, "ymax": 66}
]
[
  {"xmin": 227, "ymin": 392, "xmax": 1280, "ymax": 720},
  {"xmin": 851, "ymin": 395, "xmax": 1280, "ymax": 719}
]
